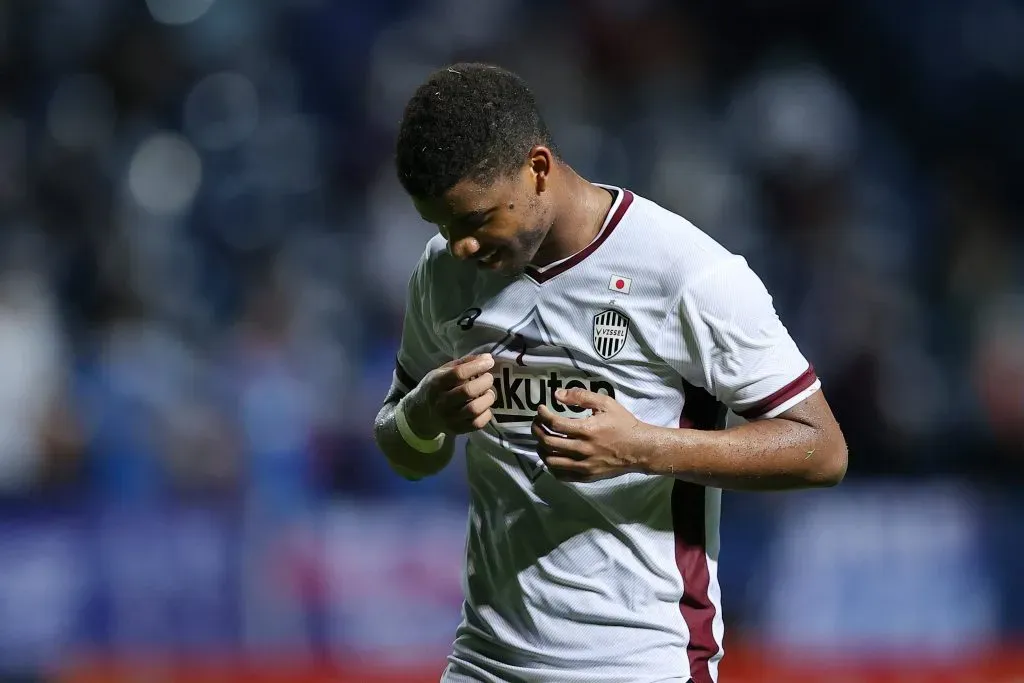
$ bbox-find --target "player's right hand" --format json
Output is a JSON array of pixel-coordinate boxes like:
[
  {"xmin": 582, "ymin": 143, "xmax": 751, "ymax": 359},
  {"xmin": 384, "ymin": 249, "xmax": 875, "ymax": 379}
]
[{"xmin": 405, "ymin": 354, "xmax": 497, "ymax": 436}]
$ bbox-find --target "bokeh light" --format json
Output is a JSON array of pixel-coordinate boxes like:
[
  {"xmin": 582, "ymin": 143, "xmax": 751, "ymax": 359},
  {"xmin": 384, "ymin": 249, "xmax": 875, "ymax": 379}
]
[{"xmin": 127, "ymin": 132, "xmax": 203, "ymax": 215}]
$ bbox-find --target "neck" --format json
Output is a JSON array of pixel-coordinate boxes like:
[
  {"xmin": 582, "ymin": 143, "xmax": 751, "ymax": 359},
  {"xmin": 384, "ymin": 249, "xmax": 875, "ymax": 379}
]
[{"xmin": 531, "ymin": 168, "xmax": 614, "ymax": 268}]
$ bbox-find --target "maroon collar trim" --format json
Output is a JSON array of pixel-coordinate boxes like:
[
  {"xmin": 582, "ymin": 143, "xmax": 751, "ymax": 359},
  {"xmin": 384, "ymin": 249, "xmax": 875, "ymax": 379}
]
[{"xmin": 524, "ymin": 188, "xmax": 635, "ymax": 285}]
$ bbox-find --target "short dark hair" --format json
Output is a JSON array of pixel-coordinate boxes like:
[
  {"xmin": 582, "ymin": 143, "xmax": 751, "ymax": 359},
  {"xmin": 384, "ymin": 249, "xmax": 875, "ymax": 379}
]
[{"xmin": 395, "ymin": 63, "xmax": 555, "ymax": 199}]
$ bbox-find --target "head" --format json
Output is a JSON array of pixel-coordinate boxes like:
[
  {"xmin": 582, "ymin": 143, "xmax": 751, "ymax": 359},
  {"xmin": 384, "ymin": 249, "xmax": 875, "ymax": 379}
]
[{"xmin": 396, "ymin": 63, "xmax": 559, "ymax": 275}]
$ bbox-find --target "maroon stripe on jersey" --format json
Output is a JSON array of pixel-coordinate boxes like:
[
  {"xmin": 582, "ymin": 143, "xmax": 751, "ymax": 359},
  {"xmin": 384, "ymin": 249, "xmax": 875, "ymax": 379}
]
[
  {"xmin": 395, "ymin": 358, "xmax": 419, "ymax": 389},
  {"xmin": 673, "ymin": 482, "xmax": 717, "ymax": 683},
  {"xmin": 679, "ymin": 381, "xmax": 725, "ymax": 431},
  {"xmin": 735, "ymin": 364, "xmax": 818, "ymax": 419},
  {"xmin": 525, "ymin": 189, "xmax": 635, "ymax": 284},
  {"xmin": 674, "ymin": 382, "xmax": 723, "ymax": 683}
]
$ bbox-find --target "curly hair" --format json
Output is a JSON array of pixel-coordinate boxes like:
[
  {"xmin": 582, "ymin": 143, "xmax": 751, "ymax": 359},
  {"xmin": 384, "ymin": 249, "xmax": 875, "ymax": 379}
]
[{"xmin": 395, "ymin": 63, "xmax": 556, "ymax": 199}]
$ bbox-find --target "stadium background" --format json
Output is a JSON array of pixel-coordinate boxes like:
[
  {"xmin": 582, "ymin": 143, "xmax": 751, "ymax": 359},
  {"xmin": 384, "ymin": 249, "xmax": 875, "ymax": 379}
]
[{"xmin": 0, "ymin": 0, "xmax": 1021, "ymax": 681}]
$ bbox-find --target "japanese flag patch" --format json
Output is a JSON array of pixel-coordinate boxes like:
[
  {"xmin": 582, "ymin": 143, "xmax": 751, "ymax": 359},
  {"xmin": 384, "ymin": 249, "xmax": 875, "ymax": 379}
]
[{"xmin": 608, "ymin": 275, "xmax": 632, "ymax": 294}]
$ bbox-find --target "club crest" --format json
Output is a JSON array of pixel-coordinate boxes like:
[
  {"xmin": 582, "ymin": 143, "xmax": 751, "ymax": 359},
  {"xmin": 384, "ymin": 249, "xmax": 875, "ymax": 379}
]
[{"xmin": 593, "ymin": 309, "xmax": 630, "ymax": 359}]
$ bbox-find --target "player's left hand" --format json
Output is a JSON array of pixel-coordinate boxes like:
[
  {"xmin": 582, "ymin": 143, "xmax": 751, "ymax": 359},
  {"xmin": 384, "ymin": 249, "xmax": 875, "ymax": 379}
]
[{"xmin": 532, "ymin": 388, "xmax": 651, "ymax": 482}]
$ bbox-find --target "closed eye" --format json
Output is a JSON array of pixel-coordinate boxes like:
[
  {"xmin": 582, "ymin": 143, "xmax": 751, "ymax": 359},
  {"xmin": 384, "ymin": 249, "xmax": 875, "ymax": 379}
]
[
  {"xmin": 434, "ymin": 207, "xmax": 496, "ymax": 240},
  {"xmin": 454, "ymin": 207, "xmax": 495, "ymax": 231}
]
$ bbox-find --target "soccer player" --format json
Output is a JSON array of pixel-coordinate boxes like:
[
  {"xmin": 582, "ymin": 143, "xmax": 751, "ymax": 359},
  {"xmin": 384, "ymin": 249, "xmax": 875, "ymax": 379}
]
[{"xmin": 373, "ymin": 63, "xmax": 847, "ymax": 683}]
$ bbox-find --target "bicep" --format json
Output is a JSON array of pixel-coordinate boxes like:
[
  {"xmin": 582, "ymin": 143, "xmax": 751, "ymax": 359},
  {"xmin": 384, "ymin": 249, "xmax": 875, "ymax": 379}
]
[
  {"xmin": 774, "ymin": 389, "xmax": 848, "ymax": 480},
  {"xmin": 772, "ymin": 389, "xmax": 839, "ymax": 432}
]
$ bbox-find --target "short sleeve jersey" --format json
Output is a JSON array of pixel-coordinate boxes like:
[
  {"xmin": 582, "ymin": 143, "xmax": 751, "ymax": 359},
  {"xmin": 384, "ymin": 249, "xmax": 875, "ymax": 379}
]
[{"xmin": 391, "ymin": 186, "xmax": 820, "ymax": 683}]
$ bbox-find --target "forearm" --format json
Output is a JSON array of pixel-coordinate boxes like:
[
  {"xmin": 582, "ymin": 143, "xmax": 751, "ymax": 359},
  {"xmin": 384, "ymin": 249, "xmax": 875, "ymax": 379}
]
[
  {"xmin": 640, "ymin": 413, "xmax": 847, "ymax": 491},
  {"xmin": 373, "ymin": 394, "xmax": 455, "ymax": 480}
]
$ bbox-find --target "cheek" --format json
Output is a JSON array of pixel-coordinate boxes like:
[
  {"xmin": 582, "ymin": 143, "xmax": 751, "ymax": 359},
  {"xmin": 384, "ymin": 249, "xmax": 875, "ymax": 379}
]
[
  {"xmin": 512, "ymin": 205, "xmax": 544, "ymax": 233},
  {"xmin": 487, "ymin": 215, "xmax": 523, "ymax": 242}
]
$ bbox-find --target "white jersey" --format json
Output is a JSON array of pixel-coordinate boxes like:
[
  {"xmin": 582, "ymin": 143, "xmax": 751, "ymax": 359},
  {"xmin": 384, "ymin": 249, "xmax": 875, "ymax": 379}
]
[{"xmin": 390, "ymin": 185, "xmax": 820, "ymax": 683}]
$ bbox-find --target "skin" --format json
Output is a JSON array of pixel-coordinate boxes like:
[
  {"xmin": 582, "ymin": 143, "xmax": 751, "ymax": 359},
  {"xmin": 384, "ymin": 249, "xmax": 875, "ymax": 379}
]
[
  {"xmin": 411, "ymin": 146, "xmax": 614, "ymax": 277},
  {"xmin": 374, "ymin": 354, "xmax": 496, "ymax": 481},
  {"xmin": 532, "ymin": 388, "xmax": 847, "ymax": 490},
  {"xmin": 374, "ymin": 149, "xmax": 848, "ymax": 489}
]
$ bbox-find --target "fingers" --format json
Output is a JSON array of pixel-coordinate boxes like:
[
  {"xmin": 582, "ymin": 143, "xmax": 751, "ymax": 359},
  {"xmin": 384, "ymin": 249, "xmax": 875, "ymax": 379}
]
[
  {"xmin": 450, "ymin": 406, "xmax": 494, "ymax": 433},
  {"xmin": 555, "ymin": 387, "xmax": 612, "ymax": 412},
  {"xmin": 421, "ymin": 354, "xmax": 497, "ymax": 434},
  {"xmin": 454, "ymin": 391, "xmax": 496, "ymax": 430},
  {"xmin": 447, "ymin": 354, "xmax": 494, "ymax": 383},
  {"xmin": 440, "ymin": 385, "xmax": 496, "ymax": 434},
  {"xmin": 435, "ymin": 354, "xmax": 494, "ymax": 389},
  {"xmin": 532, "ymin": 417, "xmax": 589, "ymax": 457},
  {"xmin": 468, "ymin": 408, "xmax": 495, "ymax": 431},
  {"xmin": 463, "ymin": 386, "xmax": 497, "ymax": 412},
  {"xmin": 531, "ymin": 406, "xmax": 597, "ymax": 481},
  {"xmin": 444, "ymin": 372, "xmax": 495, "ymax": 406},
  {"xmin": 534, "ymin": 404, "xmax": 589, "ymax": 438},
  {"xmin": 440, "ymin": 353, "xmax": 492, "ymax": 369}
]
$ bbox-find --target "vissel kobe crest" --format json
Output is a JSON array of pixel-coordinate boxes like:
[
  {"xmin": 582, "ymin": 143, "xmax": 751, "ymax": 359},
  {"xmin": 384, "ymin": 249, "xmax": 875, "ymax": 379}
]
[{"xmin": 593, "ymin": 309, "xmax": 630, "ymax": 359}]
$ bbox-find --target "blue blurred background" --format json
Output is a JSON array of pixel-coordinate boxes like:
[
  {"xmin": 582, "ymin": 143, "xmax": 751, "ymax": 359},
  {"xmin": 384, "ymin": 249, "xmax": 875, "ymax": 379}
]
[{"xmin": 0, "ymin": 0, "xmax": 1022, "ymax": 681}]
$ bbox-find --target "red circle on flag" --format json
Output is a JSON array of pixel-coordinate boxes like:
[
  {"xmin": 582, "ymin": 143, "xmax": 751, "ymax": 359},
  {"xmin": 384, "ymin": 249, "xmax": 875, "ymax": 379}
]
[{"xmin": 615, "ymin": 279, "xmax": 625, "ymax": 289}]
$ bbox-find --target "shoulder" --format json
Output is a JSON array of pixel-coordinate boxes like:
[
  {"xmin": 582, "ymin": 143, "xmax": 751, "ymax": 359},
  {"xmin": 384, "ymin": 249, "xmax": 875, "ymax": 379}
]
[
  {"xmin": 411, "ymin": 234, "xmax": 465, "ymax": 290},
  {"xmin": 417, "ymin": 233, "xmax": 454, "ymax": 275},
  {"xmin": 408, "ymin": 234, "xmax": 479, "ymax": 313},
  {"xmin": 612, "ymin": 189, "xmax": 744, "ymax": 297}
]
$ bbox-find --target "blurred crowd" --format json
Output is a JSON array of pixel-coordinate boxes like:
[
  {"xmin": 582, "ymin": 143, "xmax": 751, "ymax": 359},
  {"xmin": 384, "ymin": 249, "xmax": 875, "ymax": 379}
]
[{"xmin": 0, "ymin": 0, "xmax": 1021, "ymax": 511}]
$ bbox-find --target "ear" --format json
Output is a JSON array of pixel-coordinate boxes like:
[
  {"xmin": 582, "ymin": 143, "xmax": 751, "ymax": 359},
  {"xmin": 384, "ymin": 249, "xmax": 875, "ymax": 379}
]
[{"xmin": 528, "ymin": 145, "xmax": 554, "ymax": 193}]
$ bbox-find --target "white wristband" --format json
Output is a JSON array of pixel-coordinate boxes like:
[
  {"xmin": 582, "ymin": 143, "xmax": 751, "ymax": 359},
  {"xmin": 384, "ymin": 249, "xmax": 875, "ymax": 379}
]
[{"xmin": 395, "ymin": 398, "xmax": 446, "ymax": 453}]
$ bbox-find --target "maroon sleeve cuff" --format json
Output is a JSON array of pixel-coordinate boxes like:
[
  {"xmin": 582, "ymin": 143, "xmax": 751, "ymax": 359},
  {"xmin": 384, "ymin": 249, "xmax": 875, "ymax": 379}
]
[
  {"xmin": 735, "ymin": 365, "xmax": 818, "ymax": 419},
  {"xmin": 395, "ymin": 358, "xmax": 420, "ymax": 390}
]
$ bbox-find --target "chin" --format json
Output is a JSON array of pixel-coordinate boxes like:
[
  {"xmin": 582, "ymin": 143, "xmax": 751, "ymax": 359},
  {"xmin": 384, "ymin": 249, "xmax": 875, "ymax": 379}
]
[
  {"xmin": 480, "ymin": 251, "xmax": 528, "ymax": 277},
  {"xmin": 499, "ymin": 256, "xmax": 532, "ymax": 277},
  {"xmin": 494, "ymin": 263, "xmax": 525, "ymax": 278}
]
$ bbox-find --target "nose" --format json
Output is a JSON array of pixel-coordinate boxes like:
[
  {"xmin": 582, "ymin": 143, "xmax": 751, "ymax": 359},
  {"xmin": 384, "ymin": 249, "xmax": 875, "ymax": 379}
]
[{"xmin": 449, "ymin": 236, "xmax": 482, "ymax": 261}]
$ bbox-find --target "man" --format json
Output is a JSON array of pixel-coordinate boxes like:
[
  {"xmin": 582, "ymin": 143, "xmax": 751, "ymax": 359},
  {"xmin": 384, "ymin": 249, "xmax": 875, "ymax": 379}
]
[{"xmin": 373, "ymin": 63, "xmax": 847, "ymax": 683}]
